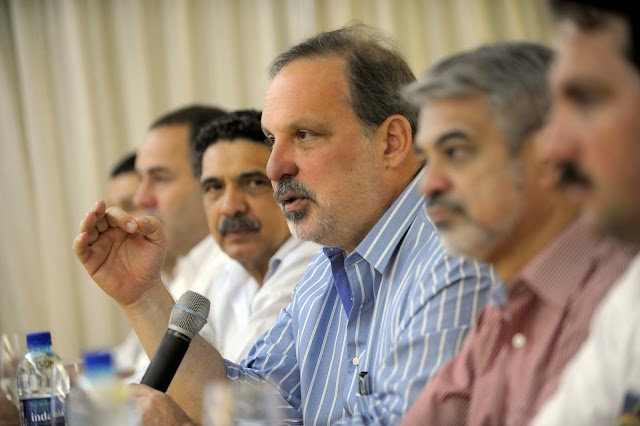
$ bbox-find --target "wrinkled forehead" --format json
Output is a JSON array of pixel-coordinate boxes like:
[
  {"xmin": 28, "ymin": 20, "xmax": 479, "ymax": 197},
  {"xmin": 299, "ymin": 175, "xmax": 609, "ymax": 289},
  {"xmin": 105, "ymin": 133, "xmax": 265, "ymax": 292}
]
[
  {"xmin": 201, "ymin": 139, "xmax": 271, "ymax": 175},
  {"xmin": 415, "ymin": 93, "xmax": 493, "ymax": 143},
  {"xmin": 262, "ymin": 57, "xmax": 351, "ymax": 129}
]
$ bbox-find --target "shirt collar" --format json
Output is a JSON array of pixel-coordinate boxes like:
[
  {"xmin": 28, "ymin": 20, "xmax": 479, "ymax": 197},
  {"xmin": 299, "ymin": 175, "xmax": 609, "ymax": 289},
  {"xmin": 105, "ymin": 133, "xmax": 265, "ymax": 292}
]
[{"xmin": 264, "ymin": 236, "xmax": 299, "ymax": 281}]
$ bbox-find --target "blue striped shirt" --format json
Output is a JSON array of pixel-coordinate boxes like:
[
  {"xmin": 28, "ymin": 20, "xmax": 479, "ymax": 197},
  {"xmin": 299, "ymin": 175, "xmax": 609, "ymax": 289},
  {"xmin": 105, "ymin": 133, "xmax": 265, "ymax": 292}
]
[{"xmin": 225, "ymin": 168, "xmax": 496, "ymax": 425}]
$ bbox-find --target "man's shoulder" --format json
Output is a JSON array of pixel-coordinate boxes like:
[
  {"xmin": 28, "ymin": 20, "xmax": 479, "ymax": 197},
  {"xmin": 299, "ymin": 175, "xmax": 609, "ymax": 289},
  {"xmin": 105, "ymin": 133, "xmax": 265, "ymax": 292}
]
[
  {"xmin": 405, "ymin": 247, "xmax": 493, "ymax": 293},
  {"xmin": 392, "ymin": 204, "xmax": 465, "ymax": 276},
  {"xmin": 386, "ymin": 204, "xmax": 495, "ymax": 296}
]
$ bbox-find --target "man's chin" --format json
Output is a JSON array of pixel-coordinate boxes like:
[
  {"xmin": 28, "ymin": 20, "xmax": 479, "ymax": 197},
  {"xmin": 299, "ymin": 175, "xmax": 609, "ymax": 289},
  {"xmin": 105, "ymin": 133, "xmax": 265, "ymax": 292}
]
[
  {"xmin": 440, "ymin": 230, "xmax": 495, "ymax": 262},
  {"xmin": 287, "ymin": 220, "xmax": 307, "ymax": 241},
  {"xmin": 440, "ymin": 233, "xmax": 470, "ymax": 257},
  {"xmin": 284, "ymin": 207, "xmax": 309, "ymax": 223},
  {"xmin": 583, "ymin": 207, "xmax": 640, "ymax": 243},
  {"xmin": 287, "ymin": 216, "xmax": 337, "ymax": 246}
]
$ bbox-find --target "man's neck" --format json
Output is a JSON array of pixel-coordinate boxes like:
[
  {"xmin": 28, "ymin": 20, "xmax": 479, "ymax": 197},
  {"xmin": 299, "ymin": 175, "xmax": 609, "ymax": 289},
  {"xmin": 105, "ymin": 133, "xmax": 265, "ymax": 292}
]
[
  {"xmin": 341, "ymin": 160, "xmax": 424, "ymax": 253},
  {"xmin": 491, "ymin": 205, "xmax": 578, "ymax": 284},
  {"xmin": 241, "ymin": 236, "xmax": 291, "ymax": 286}
]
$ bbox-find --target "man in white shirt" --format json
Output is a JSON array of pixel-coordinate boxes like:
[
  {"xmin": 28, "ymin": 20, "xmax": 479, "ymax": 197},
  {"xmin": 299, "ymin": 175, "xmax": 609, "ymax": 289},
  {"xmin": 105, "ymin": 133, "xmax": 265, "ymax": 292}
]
[
  {"xmin": 533, "ymin": 1, "xmax": 640, "ymax": 424},
  {"xmin": 113, "ymin": 105, "xmax": 231, "ymax": 379},
  {"xmin": 193, "ymin": 109, "xmax": 320, "ymax": 362}
]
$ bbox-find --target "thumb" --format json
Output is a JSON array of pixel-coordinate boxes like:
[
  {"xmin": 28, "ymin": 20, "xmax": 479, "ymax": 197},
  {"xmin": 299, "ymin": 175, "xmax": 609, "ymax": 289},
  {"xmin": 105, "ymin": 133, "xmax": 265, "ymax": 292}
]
[{"xmin": 135, "ymin": 216, "xmax": 166, "ymax": 245}]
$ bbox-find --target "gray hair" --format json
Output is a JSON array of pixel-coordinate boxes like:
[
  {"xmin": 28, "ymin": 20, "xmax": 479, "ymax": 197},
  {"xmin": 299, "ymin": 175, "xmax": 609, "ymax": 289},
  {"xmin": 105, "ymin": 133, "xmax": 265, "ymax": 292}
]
[
  {"xmin": 268, "ymin": 22, "xmax": 419, "ymax": 138},
  {"xmin": 404, "ymin": 41, "xmax": 554, "ymax": 152}
]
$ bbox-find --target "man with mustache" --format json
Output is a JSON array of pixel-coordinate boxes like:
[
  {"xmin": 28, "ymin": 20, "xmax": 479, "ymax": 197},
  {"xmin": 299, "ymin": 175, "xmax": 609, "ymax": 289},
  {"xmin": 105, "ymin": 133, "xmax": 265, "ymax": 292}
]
[
  {"xmin": 193, "ymin": 109, "xmax": 320, "ymax": 361},
  {"xmin": 398, "ymin": 41, "xmax": 636, "ymax": 425},
  {"xmin": 73, "ymin": 24, "xmax": 495, "ymax": 424},
  {"xmin": 531, "ymin": 1, "xmax": 640, "ymax": 424}
]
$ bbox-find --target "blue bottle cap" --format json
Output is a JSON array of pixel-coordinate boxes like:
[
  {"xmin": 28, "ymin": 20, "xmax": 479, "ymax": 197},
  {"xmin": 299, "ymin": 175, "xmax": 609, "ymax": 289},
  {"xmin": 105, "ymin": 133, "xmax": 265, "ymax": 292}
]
[
  {"xmin": 26, "ymin": 331, "xmax": 52, "ymax": 349},
  {"xmin": 83, "ymin": 351, "xmax": 114, "ymax": 376}
]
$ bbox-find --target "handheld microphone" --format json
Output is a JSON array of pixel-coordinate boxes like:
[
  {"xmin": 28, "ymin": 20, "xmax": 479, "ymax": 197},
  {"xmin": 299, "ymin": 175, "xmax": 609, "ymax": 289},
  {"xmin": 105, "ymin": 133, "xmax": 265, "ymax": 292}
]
[{"xmin": 140, "ymin": 290, "xmax": 210, "ymax": 392}]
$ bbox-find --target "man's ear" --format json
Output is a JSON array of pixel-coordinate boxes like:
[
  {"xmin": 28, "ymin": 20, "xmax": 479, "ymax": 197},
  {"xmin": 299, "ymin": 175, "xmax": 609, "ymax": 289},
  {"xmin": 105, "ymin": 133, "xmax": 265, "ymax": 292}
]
[{"xmin": 378, "ymin": 114, "xmax": 414, "ymax": 169}]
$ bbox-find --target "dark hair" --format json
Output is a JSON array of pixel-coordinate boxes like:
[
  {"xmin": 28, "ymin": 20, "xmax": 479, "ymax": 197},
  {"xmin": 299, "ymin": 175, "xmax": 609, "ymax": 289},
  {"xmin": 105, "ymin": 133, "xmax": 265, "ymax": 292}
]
[
  {"xmin": 405, "ymin": 42, "xmax": 554, "ymax": 153},
  {"xmin": 110, "ymin": 151, "xmax": 137, "ymax": 178},
  {"xmin": 268, "ymin": 22, "xmax": 419, "ymax": 138},
  {"xmin": 193, "ymin": 109, "xmax": 266, "ymax": 177},
  {"xmin": 150, "ymin": 104, "xmax": 227, "ymax": 176},
  {"xmin": 549, "ymin": 0, "xmax": 639, "ymax": 72}
]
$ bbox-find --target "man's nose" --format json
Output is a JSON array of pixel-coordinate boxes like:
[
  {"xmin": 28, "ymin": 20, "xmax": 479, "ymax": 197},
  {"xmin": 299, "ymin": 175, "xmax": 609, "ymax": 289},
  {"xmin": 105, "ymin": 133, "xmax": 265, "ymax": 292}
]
[
  {"xmin": 267, "ymin": 139, "xmax": 298, "ymax": 183},
  {"xmin": 421, "ymin": 162, "xmax": 452, "ymax": 199},
  {"xmin": 133, "ymin": 178, "xmax": 156, "ymax": 209},
  {"xmin": 219, "ymin": 187, "xmax": 248, "ymax": 217}
]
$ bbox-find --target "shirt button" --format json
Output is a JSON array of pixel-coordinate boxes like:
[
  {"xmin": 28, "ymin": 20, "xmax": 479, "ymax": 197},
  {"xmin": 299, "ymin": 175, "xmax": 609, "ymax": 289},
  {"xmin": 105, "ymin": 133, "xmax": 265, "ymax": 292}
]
[
  {"xmin": 512, "ymin": 333, "xmax": 526, "ymax": 349},
  {"xmin": 352, "ymin": 357, "xmax": 359, "ymax": 366}
]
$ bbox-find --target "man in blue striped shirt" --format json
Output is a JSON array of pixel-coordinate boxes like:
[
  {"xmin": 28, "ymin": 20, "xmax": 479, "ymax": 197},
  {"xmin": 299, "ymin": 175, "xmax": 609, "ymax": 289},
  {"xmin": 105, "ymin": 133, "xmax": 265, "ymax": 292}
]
[{"xmin": 73, "ymin": 23, "xmax": 496, "ymax": 425}]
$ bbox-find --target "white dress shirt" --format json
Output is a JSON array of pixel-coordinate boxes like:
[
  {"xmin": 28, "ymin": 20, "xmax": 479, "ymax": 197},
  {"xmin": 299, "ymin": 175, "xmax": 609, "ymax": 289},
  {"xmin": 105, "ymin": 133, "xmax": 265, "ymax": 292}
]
[
  {"xmin": 209, "ymin": 237, "xmax": 321, "ymax": 362},
  {"xmin": 532, "ymin": 253, "xmax": 640, "ymax": 425}
]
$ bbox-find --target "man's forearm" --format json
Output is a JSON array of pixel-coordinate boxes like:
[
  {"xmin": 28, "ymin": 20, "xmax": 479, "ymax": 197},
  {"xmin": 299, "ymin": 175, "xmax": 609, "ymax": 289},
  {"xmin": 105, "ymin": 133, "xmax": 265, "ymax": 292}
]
[{"xmin": 122, "ymin": 282, "xmax": 228, "ymax": 422}]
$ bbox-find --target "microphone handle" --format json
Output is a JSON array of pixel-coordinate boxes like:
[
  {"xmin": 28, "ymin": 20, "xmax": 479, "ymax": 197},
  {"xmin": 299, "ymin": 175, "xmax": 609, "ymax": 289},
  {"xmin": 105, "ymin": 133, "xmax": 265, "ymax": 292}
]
[{"xmin": 140, "ymin": 329, "xmax": 191, "ymax": 392}]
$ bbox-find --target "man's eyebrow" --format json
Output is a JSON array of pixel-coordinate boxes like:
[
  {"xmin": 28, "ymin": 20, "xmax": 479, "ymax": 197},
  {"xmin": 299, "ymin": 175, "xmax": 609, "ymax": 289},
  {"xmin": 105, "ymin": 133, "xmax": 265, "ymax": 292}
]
[
  {"xmin": 238, "ymin": 170, "xmax": 269, "ymax": 180},
  {"xmin": 141, "ymin": 166, "xmax": 172, "ymax": 175},
  {"xmin": 200, "ymin": 176, "xmax": 220, "ymax": 189},
  {"xmin": 262, "ymin": 119, "xmax": 327, "ymax": 136},
  {"xmin": 434, "ymin": 129, "xmax": 470, "ymax": 147},
  {"xmin": 561, "ymin": 78, "xmax": 602, "ymax": 95}
]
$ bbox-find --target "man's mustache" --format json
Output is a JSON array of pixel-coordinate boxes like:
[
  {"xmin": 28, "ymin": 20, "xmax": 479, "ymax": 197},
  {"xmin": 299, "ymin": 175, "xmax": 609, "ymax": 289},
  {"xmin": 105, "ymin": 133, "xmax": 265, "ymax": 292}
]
[
  {"xmin": 218, "ymin": 215, "xmax": 261, "ymax": 235},
  {"xmin": 556, "ymin": 162, "xmax": 592, "ymax": 189},
  {"xmin": 425, "ymin": 193, "xmax": 467, "ymax": 216},
  {"xmin": 273, "ymin": 177, "xmax": 317, "ymax": 204}
]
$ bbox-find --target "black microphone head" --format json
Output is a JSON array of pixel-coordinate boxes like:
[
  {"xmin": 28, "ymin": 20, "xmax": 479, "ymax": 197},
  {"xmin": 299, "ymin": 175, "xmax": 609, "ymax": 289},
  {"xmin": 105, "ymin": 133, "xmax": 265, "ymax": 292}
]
[{"xmin": 169, "ymin": 290, "xmax": 211, "ymax": 340}]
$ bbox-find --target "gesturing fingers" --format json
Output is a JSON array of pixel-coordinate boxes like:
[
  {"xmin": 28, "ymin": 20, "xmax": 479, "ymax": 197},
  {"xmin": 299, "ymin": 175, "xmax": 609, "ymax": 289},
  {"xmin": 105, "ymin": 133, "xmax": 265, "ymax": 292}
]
[
  {"xmin": 79, "ymin": 209, "xmax": 98, "ymax": 235},
  {"xmin": 105, "ymin": 206, "xmax": 139, "ymax": 233},
  {"xmin": 73, "ymin": 232, "xmax": 90, "ymax": 263},
  {"xmin": 85, "ymin": 227, "xmax": 100, "ymax": 245},
  {"xmin": 96, "ymin": 213, "xmax": 110, "ymax": 233}
]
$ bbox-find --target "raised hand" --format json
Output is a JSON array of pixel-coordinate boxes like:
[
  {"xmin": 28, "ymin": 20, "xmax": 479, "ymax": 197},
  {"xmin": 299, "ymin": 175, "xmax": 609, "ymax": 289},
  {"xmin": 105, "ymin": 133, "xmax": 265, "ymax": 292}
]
[{"xmin": 73, "ymin": 200, "xmax": 167, "ymax": 306}]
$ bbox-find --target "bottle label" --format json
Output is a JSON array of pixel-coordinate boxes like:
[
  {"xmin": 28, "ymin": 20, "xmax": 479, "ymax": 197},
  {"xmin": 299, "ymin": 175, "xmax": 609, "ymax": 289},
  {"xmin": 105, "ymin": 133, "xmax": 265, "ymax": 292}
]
[{"xmin": 20, "ymin": 396, "xmax": 65, "ymax": 426}]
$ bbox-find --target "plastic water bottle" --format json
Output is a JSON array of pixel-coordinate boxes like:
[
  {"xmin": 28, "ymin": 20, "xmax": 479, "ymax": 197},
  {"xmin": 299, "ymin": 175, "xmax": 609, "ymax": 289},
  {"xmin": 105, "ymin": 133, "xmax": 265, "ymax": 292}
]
[
  {"xmin": 66, "ymin": 351, "xmax": 137, "ymax": 426},
  {"xmin": 16, "ymin": 331, "xmax": 64, "ymax": 426}
]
